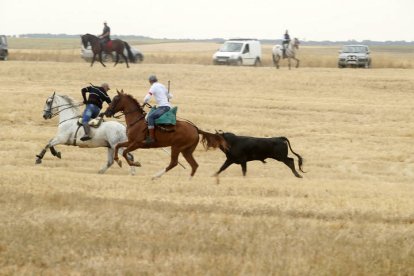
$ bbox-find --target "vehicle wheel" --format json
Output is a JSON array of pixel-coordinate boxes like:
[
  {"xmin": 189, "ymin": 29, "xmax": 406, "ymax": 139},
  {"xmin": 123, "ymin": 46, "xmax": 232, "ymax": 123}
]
[
  {"xmin": 213, "ymin": 60, "xmax": 219, "ymax": 65},
  {"xmin": 254, "ymin": 58, "xmax": 261, "ymax": 67},
  {"xmin": 364, "ymin": 62, "xmax": 370, "ymax": 69},
  {"xmin": 338, "ymin": 64, "xmax": 344, "ymax": 68},
  {"xmin": 236, "ymin": 58, "xmax": 242, "ymax": 66}
]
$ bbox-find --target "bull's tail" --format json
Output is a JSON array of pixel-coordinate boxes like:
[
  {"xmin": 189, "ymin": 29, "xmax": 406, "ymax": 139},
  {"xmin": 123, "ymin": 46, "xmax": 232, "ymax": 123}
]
[
  {"xmin": 198, "ymin": 129, "xmax": 228, "ymax": 151},
  {"xmin": 281, "ymin": 137, "xmax": 305, "ymax": 173},
  {"xmin": 124, "ymin": 42, "xmax": 136, "ymax": 63}
]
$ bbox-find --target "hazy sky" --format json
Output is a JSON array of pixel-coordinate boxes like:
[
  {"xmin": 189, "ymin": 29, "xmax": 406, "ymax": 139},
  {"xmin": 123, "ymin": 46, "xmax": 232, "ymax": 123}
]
[{"xmin": 2, "ymin": 0, "xmax": 413, "ymax": 41}]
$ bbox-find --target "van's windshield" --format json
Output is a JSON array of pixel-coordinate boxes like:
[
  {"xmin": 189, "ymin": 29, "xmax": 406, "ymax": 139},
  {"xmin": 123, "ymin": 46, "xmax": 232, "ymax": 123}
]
[
  {"xmin": 342, "ymin": 46, "xmax": 367, "ymax": 53},
  {"xmin": 220, "ymin": 42, "xmax": 243, "ymax": 52}
]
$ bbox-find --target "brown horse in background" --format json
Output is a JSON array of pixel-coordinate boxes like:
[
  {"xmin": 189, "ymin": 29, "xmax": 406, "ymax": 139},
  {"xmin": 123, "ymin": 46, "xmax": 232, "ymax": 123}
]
[
  {"xmin": 81, "ymin": 33, "xmax": 135, "ymax": 68},
  {"xmin": 103, "ymin": 90, "xmax": 227, "ymax": 179}
]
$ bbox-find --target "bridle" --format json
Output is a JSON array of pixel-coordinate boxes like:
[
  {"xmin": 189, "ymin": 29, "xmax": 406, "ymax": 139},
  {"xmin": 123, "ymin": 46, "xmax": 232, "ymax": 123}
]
[
  {"xmin": 44, "ymin": 92, "xmax": 84, "ymax": 123},
  {"xmin": 106, "ymin": 94, "xmax": 150, "ymax": 126}
]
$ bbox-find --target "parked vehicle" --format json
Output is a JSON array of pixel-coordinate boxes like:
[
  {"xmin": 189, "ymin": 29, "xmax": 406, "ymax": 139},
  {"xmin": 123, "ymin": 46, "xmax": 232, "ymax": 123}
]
[
  {"xmin": 80, "ymin": 44, "xmax": 144, "ymax": 63},
  {"xmin": 0, "ymin": 35, "xmax": 8, "ymax": 61},
  {"xmin": 213, "ymin": 39, "xmax": 262, "ymax": 66},
  {"xmin": 338, "ymin": 45, "xmax": 371, "ymax": 68}
]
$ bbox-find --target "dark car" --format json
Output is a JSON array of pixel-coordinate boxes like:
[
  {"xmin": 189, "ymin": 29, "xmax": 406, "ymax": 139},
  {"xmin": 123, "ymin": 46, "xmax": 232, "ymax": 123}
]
[{"xmin": 0, "ymin": 35, "xmax": 8, "ymax": 61}]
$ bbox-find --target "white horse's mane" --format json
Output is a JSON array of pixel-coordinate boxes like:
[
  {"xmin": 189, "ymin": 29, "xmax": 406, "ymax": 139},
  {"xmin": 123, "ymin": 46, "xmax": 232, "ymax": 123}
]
[{"xmin": 58, "ymin": 94, "xmax": 80, "ymax": 114}]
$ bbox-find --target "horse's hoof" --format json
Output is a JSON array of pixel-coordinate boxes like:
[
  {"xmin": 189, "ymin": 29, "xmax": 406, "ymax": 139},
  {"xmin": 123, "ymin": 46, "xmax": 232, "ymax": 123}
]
[
  {"xmin": 116, "ymin": 159, "xmax": 122, "ymax": 167},
  {"xmin": 132, "ymin": 161, "xmax": 141, "ymax": 167},
  {"xmin": 35, "ymin": 158, "xmax": 42, "ymax": 164},
  {"xmin": 56, "ymin": 152, "xmax": 61, "ymax": 159}
]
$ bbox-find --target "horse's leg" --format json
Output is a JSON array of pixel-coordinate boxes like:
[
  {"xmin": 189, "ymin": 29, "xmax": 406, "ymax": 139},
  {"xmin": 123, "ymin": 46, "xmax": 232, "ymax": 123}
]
[
  {"xmin": 121, "ymin": 53, "xmax": 129, "ymax": 68},
  {"xmin": 35, "ymin": 137, "xmax": 61, "ymax": 164},
  {"xmin": 49, "ymin": 146, "xmax": 61, "ymax": 159},
  {"xmin": 152, "ymin": 146, "xmax": 179, "ymax": 180},
  {"xmin": 98, "ymin": 51, "xmax": 106, "ymax": 67},
  {"xmin": 90, "ymin": 53, "xmax": 96, "ymax": 67},
  {"xmin": 99, "ymin": 148, "xmax": 114, "ymax": 174},
  {"xmin": 294, "ymin": 57, "xmax": 300, "ymax": 68},
  {"xmin": 118, "ymin": 147, "xmax": 140, "ymax": 174},
  {"xmin": 114, "ymin": 53, "xmax": 119, "ymax": 67},
  {"xmin": 276, "ymin": 55, "xmax": 280, "ymax": 69},
  {"xmin": 181, "ymin": 145, "xmax": 199, "ymax": 179},
  {"xmin": 113, "ymin": 141, "xmax": 130, "ymax": 167}
]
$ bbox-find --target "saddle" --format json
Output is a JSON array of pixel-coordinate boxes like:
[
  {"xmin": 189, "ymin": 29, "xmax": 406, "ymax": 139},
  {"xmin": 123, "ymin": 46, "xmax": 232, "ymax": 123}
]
[
  {"xmin": 77, "ymin": 117, "xmax": 103, "ymax": 128},
  {"xmin": 146, "ymin": 106, "xmax": 177, "ymax": 125},
  {"xmin": 146, "ymin": 106, "xmax": 177, "ymax": 132}
]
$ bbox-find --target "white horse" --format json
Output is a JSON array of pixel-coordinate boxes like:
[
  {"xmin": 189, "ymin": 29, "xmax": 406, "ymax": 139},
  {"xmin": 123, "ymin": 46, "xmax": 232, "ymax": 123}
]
[
  {"xmin": 35, "ymin": 92, "xmax": 138, "ymax": 174},
  {"xmin": 272, "ymin": 38, "xmax": 300, "ymax": 69}
]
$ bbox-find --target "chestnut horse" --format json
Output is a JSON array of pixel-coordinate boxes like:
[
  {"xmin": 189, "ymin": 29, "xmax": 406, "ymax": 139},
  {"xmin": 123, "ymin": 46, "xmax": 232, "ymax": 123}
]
[
  {"xmin": 104, "ymin": 90, "xmax": 227, "ymax": 179},
  {"xmin": 81, "ymin": 33, "xmax": 135, "ymax": 68}
]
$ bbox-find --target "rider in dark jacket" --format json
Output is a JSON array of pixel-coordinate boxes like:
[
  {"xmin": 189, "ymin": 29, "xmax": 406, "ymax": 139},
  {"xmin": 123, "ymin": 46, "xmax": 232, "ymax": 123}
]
[
  {"xmin": 80, "ymin": 83, "xmax": 111, "ymax": 141},
  {"xmin": 99, "ymin": 21, "xmax": 111, "ymax": 48},
  {"xmin": 282, "ymin": 30, "xmax": 291, "ymax": 58}
]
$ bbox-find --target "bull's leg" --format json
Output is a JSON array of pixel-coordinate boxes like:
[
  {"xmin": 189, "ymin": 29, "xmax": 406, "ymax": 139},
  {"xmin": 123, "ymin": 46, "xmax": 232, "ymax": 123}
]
[
  {"xmin": 282, "ymin": 157, "xmax": 302, "ymax": 178},
  {"xmin": 214, "ymin": 159, "xmax": 234, "ymax": 184},
  {"xmin": 241, "ymin": 162, "xmax": 247, "ymax": 176}
]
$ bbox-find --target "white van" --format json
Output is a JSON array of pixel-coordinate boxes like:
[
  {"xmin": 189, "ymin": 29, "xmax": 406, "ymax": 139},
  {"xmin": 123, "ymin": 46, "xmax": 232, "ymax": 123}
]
[{"xmin": 212, "ymin": 39, "xmax": 262, "ymax": 66}]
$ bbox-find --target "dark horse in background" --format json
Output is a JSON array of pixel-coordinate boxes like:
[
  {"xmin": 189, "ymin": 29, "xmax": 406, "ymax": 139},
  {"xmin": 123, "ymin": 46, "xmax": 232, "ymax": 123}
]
[
  {"xmin": 81, "ymin": 33, "xmax": 135, "ymax": 68},
  {"xmin": 104, "ymin": 90, "xmax": 228, "ymax": 180}
]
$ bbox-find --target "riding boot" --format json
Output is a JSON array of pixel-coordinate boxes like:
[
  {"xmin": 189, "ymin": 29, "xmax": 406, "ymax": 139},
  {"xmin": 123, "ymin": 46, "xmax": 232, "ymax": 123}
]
[
  {"xmin": 80, "ymin": 123, "xmax": 92, "ymax": 141},
  {"xmin": 143, "ymin": 128, "xmax": 155, "ymax": 145}
]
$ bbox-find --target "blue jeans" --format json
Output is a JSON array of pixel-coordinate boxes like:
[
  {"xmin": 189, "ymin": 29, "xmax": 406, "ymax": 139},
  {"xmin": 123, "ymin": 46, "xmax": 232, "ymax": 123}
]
[
  {"xmin": 147, "ymin": 106, "xmax": 170, "ymax": 129},
  {"xmin": 82, "ymin": 104, "xmax": 100, "ymax": 124}
]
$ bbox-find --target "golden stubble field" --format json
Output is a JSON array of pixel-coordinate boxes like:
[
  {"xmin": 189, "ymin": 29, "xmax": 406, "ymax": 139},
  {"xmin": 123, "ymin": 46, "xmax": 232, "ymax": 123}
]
[{"xmin": 1, "ymin": 42, "xmax": 414, "ymax": 275}]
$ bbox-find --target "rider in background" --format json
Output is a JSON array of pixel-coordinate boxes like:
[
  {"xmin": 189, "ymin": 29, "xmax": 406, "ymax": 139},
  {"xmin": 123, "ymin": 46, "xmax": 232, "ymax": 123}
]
[
  {"xmin": 142, "ymin": 75, "xmax": 173, "ymax": 145},
  {"xmin": 99, "ymin": 21, "xmax": 111, "ymax": 49},
  {"xmin": 282, "ymin": 30, "xmax": 291, "ymax": 58},
  {"xmin": 80, "ymin": 83, "xmax": 111, "ymax": 141}
]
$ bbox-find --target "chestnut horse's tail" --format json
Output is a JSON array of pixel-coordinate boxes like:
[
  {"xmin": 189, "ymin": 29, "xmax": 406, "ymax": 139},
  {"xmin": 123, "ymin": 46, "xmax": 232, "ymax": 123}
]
[
  {"xmin": 197, "ymin": 129, "xmax": 228, "ymax": 151},
  {"xmin": 123, "ymin": 42, "xmax": 136, "ymax": 63}
]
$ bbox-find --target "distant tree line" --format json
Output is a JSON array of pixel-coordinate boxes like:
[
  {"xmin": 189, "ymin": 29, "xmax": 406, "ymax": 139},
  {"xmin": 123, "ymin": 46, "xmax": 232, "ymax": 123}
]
[{"xmin": 10, "ymin": 33, "xmax": 414, "ymax": 46}]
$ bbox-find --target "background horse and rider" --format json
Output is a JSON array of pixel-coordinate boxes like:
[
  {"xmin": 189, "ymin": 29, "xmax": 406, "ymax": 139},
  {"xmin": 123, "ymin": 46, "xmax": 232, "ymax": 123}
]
[
  {"xmin": 36, "ymin": 92, "xmax": 137, "ymax": 175},
  {"xmin": 81, "ymin": 34, "xmax": 135, "ymax": 68},
  {"xmin": 272, "ymin": 38, "xmax": 300, "ymax": 69},
  {"xmin": 104, "ymin": 90, "xmax": 228, "ymax": 180}
]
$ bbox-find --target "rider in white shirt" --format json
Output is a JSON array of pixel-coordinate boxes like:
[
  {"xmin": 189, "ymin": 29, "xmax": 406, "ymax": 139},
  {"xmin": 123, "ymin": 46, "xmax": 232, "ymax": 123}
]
[{"xmin": 142, "ymin": 75, "xmax": 173, "ymax": 144}]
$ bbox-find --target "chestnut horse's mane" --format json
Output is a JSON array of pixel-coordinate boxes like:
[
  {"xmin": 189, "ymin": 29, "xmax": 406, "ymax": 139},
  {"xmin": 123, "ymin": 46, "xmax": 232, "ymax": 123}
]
[{"xmin": 120, "ymin": 92, "xmax": 145, "ymax": 114}]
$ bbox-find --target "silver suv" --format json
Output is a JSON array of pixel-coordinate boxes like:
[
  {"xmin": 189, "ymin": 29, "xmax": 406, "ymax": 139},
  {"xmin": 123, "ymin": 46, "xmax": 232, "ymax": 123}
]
[
  {"xmin": 0, "ymin": 35, "xmax": 8, "ymax": 61},
  {"xmin": 338, "ymin": 45, "xmax": 371, "ymax": 68}
]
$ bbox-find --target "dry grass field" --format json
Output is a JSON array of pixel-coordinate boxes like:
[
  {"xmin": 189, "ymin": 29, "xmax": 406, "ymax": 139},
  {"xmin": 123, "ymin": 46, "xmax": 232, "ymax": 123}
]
[{"xmin": 1, "ymin": 40, "xmax": 414, "ymax": 275}]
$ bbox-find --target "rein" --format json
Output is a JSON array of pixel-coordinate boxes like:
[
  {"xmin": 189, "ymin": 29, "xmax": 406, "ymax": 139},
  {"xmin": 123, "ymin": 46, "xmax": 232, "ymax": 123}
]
[{"xmin": 45, "ymin": 102, "xmax": 84, "ymax": 118}]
